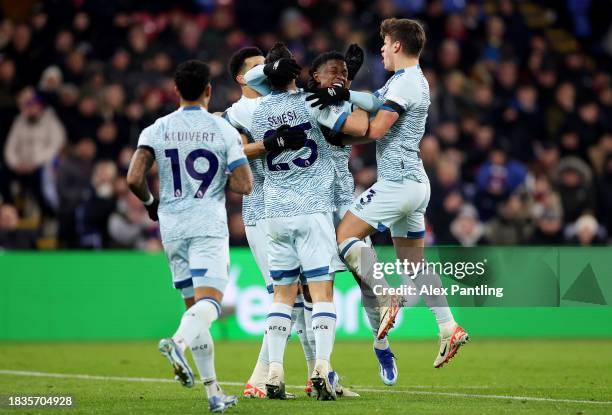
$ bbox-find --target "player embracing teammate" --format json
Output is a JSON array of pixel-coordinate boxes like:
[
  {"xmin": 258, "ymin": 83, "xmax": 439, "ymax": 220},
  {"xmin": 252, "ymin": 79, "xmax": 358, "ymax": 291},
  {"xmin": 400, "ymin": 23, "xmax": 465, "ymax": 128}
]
[
  {"xmin": 307, "ymin": 18, "xmax": 469, "ymax": 368},
  {"xmin": 247, "ymin": 43, "xmax": 368, "ymax": 400}
]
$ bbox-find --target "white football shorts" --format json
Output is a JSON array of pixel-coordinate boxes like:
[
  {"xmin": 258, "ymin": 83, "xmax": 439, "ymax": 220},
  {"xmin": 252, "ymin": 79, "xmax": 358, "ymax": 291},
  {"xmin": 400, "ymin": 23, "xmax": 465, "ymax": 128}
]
[
  {"xmin": 264, "ymin": 212, "xmax": 338, "ymax": 286},
  {"xmin": 350, "ymin": 178, "xmax": 430, "ymax": 238},
  {"xmin": 163, "ymin": 236, "xmax": 230, "ymax": 298},
  {"xmin": 245, "ymin": 221, "xmax": 273, "ymax": 294}
]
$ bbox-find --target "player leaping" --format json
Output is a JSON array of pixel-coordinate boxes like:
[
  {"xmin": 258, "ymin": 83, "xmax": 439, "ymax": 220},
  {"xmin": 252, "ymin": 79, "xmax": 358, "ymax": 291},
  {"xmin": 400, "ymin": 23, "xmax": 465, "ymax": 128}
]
[
  {"xmin": 306, "ymin": 49, "xmax": 399, "ymax": 385},
  {"xmin": 127, "ymin": 60, "xmax": 253, "ymax": 413},
  {"xmin": 307, "ymin": 18, "xmax": 469, "ymax": 368}
]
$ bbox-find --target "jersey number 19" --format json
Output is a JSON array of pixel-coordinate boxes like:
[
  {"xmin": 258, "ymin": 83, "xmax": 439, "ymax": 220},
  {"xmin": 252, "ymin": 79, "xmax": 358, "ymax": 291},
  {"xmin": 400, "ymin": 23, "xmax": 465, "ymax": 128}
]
[{"xmin": 165, "ymin": 148, "xmax": 218, "ymax": 198}]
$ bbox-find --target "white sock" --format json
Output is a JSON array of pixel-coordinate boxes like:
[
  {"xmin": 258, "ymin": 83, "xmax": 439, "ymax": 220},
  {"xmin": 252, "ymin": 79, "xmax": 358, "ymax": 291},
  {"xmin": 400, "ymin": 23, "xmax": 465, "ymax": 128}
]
[
  {"xmin": 412, "ymin": 268, "xmax": 456, "ymax": 335},
  {"xmin": 266, "ymin": 303, "xmax": 293, "ymax": 365},
  {"xmin": 361, "ymin": 286, "xmax": 382, "ymax": 333},
  {"xmin": 374, "ymin": 336, "xmax": 390, "ymax": 350},
  {"xmin": 190, "ymin": 329, "xmax": 217, "ymax": 385},
  {"xmin": 173, "ymin": 298, "xmax": 220, "ymax": 398},
  {"xmin": 292, "ymin": 295, "xmax": 316, "ymax": 369},
  {"xmin": 247, "ymin": 356, "xmax": 268, "ymax": 387},
  {"xmin": 172, "ymin": 298, "xmax": 220, "ymax": 352},
  {"xmin": 302, "ymin": 301, "xmax": 316, "ymax": 375},
  {"xmin": 311, "ymin": 302, "xmax": 336, "ymax": 363},
  {"xmin": 204, "ymin": 379, "xmax": 223, "ymax": 398},
  {"xmin": 339, "ymin": 238, "xmax": 390, "ymax": 308}
]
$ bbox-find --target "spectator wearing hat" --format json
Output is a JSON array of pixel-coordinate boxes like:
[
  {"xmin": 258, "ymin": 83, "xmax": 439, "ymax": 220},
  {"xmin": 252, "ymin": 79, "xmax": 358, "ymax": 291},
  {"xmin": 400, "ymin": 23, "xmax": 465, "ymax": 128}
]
[
  {"xmin": 4, "ymin": 88, "xmax": 66, "ymax": 214},
  {"xmin": 565, "ymin": 214, "xmax": 607, "ymax": 246},
  {"xmin": 554, "ymin": 156, "xmax": 597, "ymax": 223},
  {"xmin": 449, "ymin": 204, "xmax": 489, "ymax": 246}
]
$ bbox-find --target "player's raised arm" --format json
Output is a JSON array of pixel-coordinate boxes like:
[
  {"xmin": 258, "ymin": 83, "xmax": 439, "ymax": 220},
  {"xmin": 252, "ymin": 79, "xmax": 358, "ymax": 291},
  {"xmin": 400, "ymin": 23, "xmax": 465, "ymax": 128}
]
[
  {"xmin": 326, "ymin": 91, "xmax": 410, "ymax": 145},
  {"xmin": 234, "ymin": 124, "xmax": 307, "ymax": 160},
  {"xmin": 312, "ymin": 102, "xmax": 368, "ymax": 139},
  {"xmin": 244, "ymin": 58, "xmax": 301, "ymax": 96}
]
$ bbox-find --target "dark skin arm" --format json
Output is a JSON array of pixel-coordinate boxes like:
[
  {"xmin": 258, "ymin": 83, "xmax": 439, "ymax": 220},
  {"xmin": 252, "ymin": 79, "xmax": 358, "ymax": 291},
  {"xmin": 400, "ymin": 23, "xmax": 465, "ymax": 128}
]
[
  {"xmin": 126, "ymin": 148, "xmax": 155, "ymax": 201},
  {"xmin": 228, "ymin": 163, "xmax": 253, "ymax": 195}
]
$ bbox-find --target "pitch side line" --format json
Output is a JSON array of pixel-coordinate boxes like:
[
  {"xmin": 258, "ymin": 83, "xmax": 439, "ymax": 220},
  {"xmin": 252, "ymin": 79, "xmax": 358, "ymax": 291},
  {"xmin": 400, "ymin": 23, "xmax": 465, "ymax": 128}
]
[{"xmin": 1, "ymin": 370, "xmax": 611, "ymax": 406}]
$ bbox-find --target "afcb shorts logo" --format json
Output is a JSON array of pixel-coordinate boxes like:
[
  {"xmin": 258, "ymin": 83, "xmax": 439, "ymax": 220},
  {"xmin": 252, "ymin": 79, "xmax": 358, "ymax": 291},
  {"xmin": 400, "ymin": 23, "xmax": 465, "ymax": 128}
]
[
  {"xmin": 191, "ymin": 344, "xmax": 208, "ymax": 351},
  {"xmin": 268, "ymin": 325, "xmax": 287, "ymax": 332},
  {"xmin": 359, "ymin": 189, "xmax": 376, "ymax": 206}
]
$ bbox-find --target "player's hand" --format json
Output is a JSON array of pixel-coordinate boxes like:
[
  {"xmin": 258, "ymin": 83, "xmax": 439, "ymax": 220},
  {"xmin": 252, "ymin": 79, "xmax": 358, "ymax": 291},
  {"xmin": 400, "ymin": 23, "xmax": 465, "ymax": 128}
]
[
  {"xmin": 144, "ymin": 198, "xmax": 159, "ymax": 222},
  {"xmin": 263, "ymin": 124, "xmax": 307, "ymax": 151},
  {"xmin": 321, "ymin": 125, "xmax": 346, "ymax": 147},
  {"xmin": 305, "ymin": 85, "xmax": 350, "ymax": 109},
  {"xmin": 263, "ymin": 58, "xmax": 301, "ymax": 82},
  {"xmin": 345, "ymin": 43, "xmax": 364, "ymax": 81}
]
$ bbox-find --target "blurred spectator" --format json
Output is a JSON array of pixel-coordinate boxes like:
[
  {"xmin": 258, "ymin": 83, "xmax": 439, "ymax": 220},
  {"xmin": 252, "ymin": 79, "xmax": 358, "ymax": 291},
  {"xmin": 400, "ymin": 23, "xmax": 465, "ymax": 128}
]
[
  {"xmin": 75, "ymin": 161, "xmax": 117, "ymax": 249},
  {"xmin": 4, "ymin": 88, "xmax": 66, "ymax": 214},
  {"xmin": 108, "ymin": 192, "xmax": 159, "ymax": 250},
  {"xmin": 565, "ymin": 213, "xmax": 607, "ymax": 245},
  {"xmin": 449, "ymin": 204, "xmax": 488, "ymax": 246},
  {"xmin": 529, "ymin": 175, "xmax": 564, "ymax": 244},
  {"xmin": 0, "ymin": 203, "xmax": 36, "ymax": 249},
  {"xmin": 530, "ymin": 210, "xmax": 565, "ymax": 245},
  {"xmin": 475, "ymin": 148, "xmax": 527, "ymax": 221},
  {"xmin": 429, "ymin": 154, "xmax": 464, "ymax": 243},
  {"xmin": 56, "ymin": 137, "xmax": 96, "ymax": 247},
  {"xmin": 553, "ymin": 156, "xmax": 597, "ymax": 223},
  {"xmin": 486, "ymin": 191, "xmax": 534, "ymax": 245}
]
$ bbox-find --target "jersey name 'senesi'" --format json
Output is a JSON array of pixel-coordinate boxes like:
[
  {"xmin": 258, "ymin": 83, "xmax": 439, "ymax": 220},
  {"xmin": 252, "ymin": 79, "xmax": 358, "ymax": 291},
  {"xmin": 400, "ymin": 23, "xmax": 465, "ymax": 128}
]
[{"xmin": 249, "ymin": 89, "xmax": 350, "ymax": 218}]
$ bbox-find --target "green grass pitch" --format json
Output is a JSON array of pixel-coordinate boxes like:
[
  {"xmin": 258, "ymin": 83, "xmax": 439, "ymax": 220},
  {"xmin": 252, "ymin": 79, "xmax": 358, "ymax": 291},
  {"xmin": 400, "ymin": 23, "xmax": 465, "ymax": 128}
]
[{"xmin": 1, "ymin": 340, "xmax": 611, "ymax": 414}]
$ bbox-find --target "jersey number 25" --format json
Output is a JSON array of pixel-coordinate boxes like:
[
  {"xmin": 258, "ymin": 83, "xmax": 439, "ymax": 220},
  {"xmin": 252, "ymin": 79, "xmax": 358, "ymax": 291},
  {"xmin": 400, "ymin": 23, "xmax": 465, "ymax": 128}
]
[{"xmin": 265, "ymin": 122, "xmax": 317, "ymax": 171}]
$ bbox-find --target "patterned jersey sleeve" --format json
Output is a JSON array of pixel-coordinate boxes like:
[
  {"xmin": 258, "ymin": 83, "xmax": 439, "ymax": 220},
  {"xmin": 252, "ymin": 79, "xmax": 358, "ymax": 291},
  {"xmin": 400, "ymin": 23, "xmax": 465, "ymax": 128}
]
[
  {"xmin": 215, "ymin": 117, "xmax": 248, "ymax": 172},
  {"xmin": 223, "ymin": 97, "xmax": 259, "ymax": 140},
  {"xmin": 381, "ymin": 75, "xmax": 422, "ymax": 113},
  {"xmin": 244, "ymin": 65, "xmax": 271, "ymax": 96},
  {"xmin": 307, "ymin": 100, "xmax": 350, "ymax": 132},
  {"xmin": 136, "ymin": 121, "xmax": 160, "ymax": 157}
]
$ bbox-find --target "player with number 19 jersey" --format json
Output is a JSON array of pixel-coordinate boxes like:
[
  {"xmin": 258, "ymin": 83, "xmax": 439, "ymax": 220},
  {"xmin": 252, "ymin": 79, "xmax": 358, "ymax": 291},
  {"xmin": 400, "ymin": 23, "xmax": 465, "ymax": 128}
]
[
  {"xmin": 138, "ymin": 106, "xmax": 247, "ymax": 243},
  {"xmin": 137, "ymin": 106, "xmax": 247, "ymax": 297}
]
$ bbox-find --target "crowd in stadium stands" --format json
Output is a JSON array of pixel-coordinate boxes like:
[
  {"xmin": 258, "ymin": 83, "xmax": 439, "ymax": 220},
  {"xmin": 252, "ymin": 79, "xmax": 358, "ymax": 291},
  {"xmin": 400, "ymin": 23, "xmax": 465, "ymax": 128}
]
[{"xmin": 0, "ymin": 0, "xmax": 610, "ymax": 250}]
